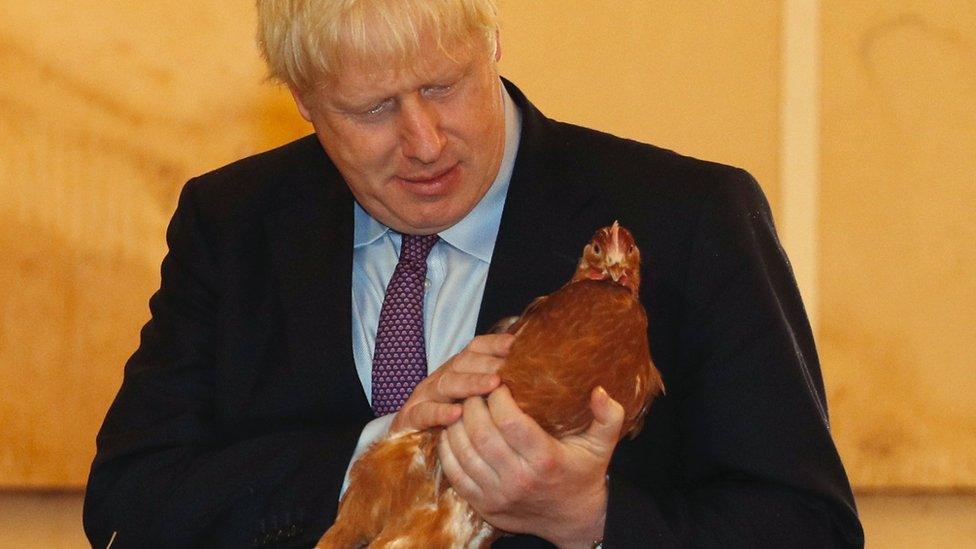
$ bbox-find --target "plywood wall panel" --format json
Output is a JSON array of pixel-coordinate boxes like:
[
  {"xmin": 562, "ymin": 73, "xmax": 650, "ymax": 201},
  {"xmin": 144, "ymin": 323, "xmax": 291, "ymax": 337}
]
[
  {"xmin": 0, "ymin": 1, "xmax": 308, "ymax": 488},
  {"xmin": 497, "ymin": 0, "xmax": 782, "ymax": 210},
  {"xmin": 820, "ymin": 1, "xmax": 976, "ymax": 489}
]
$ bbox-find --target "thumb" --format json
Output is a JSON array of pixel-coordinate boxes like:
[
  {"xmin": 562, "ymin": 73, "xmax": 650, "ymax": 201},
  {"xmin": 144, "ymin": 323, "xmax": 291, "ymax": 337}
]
[{"xmin": 582, "ymin": 386, "xmax": 625, "ymax": 451}]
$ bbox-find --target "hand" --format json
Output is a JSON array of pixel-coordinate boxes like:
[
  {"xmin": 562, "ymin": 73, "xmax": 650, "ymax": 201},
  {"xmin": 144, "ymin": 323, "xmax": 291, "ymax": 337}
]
[
  {"xmin": 389, "ymin": 334, "xmax": 515, "ymax": 434},
  {"xmin": 438, "ymin": 385, "xmax": 625, "ymax": 548}
]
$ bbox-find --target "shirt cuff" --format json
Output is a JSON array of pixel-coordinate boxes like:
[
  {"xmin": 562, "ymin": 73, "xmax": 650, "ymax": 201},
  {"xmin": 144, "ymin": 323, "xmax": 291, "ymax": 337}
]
[{"xmin": 339, "ymin": 413, "xmax": 395, "ymax": 499}]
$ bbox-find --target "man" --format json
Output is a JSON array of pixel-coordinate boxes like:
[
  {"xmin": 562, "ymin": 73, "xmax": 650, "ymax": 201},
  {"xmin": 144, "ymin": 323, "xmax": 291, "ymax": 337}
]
[{"xmin": 84, "ymin": 1, "xmax": 864, "ymax": 547}]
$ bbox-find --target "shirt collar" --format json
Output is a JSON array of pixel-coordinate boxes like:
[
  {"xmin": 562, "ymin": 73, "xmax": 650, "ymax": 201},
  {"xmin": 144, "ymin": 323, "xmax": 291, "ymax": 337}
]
[
  {"xmin": 353, "ymin": 202, "xmax": 388, "ymax": 248},
  {"xmin": 354, "ymin": 82, "xmax": 522, "ymax": 264}
]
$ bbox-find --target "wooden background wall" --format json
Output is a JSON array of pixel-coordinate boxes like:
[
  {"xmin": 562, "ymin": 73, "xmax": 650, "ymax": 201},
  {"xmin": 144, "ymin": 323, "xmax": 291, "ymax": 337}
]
[
  {"xmin": 0, "ymin": 1, "xmax": 972, "ymax": 491},
  {"xmin": 819, "ymin": 0, "xmax": 976, "ymax": 489}
]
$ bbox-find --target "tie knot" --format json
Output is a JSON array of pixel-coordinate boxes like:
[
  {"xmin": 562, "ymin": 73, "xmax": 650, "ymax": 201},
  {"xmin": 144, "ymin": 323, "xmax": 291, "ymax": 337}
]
[{"xmin": 400, "ymin": 234, "xmax": 439, "ymax": 264}]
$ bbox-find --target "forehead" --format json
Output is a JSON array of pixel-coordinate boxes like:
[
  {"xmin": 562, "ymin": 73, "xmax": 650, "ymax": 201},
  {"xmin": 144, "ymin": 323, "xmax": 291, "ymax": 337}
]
[{"xmin": 325, "ymin": 39, "xmax": 482, "ymax": 103}]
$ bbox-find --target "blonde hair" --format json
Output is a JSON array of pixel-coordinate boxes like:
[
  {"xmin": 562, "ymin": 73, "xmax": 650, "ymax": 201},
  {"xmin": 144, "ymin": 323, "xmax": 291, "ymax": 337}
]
[{"xmin": 256, "ymin": 0, "xmax": 500, "ymax": 92}]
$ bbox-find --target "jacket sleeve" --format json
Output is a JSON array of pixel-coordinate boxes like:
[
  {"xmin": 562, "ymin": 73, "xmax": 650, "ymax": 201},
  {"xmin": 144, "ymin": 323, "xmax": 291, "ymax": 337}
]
[
  {"xmin": 604, "ymin": 170, "xmax": 864, "ymax": 548},
  {"xmin": 83, "ymin": 180, "xmax": 364, "ymax": 548}
]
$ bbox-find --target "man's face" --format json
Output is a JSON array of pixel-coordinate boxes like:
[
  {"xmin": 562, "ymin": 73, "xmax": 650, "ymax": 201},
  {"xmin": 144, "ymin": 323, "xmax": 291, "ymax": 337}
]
[{"xmin": 292, "ymin": 38, "xmax": 506, "ymax": 235}]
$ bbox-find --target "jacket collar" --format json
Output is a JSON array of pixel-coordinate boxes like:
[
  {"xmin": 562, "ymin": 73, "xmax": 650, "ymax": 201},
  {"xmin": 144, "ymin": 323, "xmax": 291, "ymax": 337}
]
[
  {"xmin": 475, "ymin": 79, "xmax": 612, "ymax": 333},
  {"xmin": 264, "ymin": 141, "xmax": 373, "ymax": 419}
]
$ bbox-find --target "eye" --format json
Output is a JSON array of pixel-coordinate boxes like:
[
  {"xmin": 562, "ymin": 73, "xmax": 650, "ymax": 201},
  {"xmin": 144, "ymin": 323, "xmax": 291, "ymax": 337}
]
[
  {"xmin": 592, "ymin": 243, "xmax": 602, "ymax": 255},
  {"xmin": 422, "ymin": 84, "xmax": 453, "ymax": 98},
  {"xmin": 628, "ymin": 245, "xmax": 635, "ymax": 254},
  {"xmin": 360, "ymin": 98, "xmax": 394, "ymax": 117}
]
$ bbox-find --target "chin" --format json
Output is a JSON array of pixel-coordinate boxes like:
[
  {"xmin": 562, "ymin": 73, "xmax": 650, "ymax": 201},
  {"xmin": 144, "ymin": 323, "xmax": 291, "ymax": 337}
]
[
  {"xmin": 386, "ymin": 211, "xmax": 457, "ymax": 235},
  {"xmin": 402, "ymin": 200, "xmax": 473, "ymax": 232}
]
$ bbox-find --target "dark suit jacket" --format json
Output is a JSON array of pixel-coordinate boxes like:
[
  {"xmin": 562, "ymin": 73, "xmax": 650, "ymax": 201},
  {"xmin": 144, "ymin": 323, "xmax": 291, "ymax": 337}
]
[{"xmin": 84, "ymin": 80, "xmax": 864, "ymax": 548}]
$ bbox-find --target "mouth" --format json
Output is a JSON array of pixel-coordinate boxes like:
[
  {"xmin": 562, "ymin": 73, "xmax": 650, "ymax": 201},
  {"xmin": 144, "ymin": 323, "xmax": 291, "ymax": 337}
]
[{"xmin": 396, "ymin": 164, "xmax": 461, "ymax": 196}]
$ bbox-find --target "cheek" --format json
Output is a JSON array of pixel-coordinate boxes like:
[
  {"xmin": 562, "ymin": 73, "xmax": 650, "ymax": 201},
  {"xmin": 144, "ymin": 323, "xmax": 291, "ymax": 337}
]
[
  {"xmin": 332, "ymin": 132, "xmax": 399, "ymax": 178},
  {"xmin": 313, "ymin": 112, "xmax": 399, "ymax": 169},
  {"xmin": 444, "ymin": 85, "xmax": 502, "ymax": 150}
]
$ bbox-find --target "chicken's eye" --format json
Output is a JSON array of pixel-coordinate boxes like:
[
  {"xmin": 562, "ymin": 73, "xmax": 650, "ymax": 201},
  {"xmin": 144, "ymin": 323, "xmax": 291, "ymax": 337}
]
[
  {"xmin": 628, "ymin": 245, "xmax": 635, "ymax": 254},
  {"xmin": 592, "ymin": 243, "xmax": 602, "ymax": 255}
]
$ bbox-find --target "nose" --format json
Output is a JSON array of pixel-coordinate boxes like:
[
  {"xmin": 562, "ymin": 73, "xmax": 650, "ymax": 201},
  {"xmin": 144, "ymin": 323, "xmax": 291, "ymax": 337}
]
[{"xmin": 398, "ymin": 97, "xmax": 446, "ymax": 164}]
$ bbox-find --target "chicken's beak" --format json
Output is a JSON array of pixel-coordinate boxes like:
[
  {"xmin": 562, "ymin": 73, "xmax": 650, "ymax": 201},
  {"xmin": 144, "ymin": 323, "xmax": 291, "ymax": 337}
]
[{"xmin": 609, "ymin": 264, "xmax": 624, "ymax": 282}]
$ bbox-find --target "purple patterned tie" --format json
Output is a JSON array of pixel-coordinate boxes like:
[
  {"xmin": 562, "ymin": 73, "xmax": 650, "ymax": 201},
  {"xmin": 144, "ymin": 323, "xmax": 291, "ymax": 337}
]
[{"xmin": 371, "ymin": 234, "xmax": 439, "ymax": 416}]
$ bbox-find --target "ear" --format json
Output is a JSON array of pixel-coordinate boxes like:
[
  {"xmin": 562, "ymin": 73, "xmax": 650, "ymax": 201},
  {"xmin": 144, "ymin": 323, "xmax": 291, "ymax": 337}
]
[
  {"xmin": 493, "ymin": 31, "xmax": 502, "ymax": 63},
  {"xmin": 288, "ymin": 85, "xmax": 313, "ymax": 122}
]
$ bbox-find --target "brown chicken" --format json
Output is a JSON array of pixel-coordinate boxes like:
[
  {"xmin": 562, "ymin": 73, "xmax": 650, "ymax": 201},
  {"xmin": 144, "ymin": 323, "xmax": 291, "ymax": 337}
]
[{"xmin": 318, "ymin": 222, "xmax": 664, "ymax": 548}]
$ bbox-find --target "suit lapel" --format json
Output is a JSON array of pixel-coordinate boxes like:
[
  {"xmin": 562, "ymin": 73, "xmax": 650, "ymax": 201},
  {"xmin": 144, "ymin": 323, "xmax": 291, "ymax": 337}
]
[
  {"xmin": 477, "ymin": 81, "xmax": 615, "ymax": 333},
  {"xmin": 265, "ymin": 150, "xmax": 373, "ymax": 418}
]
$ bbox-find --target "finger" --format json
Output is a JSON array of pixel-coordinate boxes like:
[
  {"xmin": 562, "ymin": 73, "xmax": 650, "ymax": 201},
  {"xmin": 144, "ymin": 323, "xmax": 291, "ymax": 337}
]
[
  {"xmin": 393, "ymin": 402, "xmax": 462, "ymax": 433},
  {"xmin": 462, "ymin": 394, "xmax": 521, "ymax": 475},
  {"xmin": 445, "ymin": 416, "xmax": 502, "ymax": 490},
  {"xmin": 447, "ymin": 348, "xmax": 508, "ymax": 375},
  {"xmin": 486, "ymin": 385, "xmax": 555, "ymax": 466},
  {"xmin": 466, "ymin": 333, "xmax": 516, "ymax": 357},
  {"xmin": 433, "ymin": 338, "xmax": 509, "ymax": 377},
  {"xmin": 582, "ymin": 386, "xmax": 625, "ymax": 451},
  {"xmin": 438, "ymin": 429, "xmax": 485, "ymax": 502},
  {"xmin": 434, "ymin": 371, "xmax": 501, "ymax": 400}
]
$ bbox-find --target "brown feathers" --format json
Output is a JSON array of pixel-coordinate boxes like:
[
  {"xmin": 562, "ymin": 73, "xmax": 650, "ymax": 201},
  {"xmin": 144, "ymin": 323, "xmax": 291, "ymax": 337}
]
[
  {"xmin": 319, "ymin": 429, "xmax": 496, "ymax": 548},
  {"xmin": 500, "ymin": 279, "xmax": 659, "ymax": 440}
]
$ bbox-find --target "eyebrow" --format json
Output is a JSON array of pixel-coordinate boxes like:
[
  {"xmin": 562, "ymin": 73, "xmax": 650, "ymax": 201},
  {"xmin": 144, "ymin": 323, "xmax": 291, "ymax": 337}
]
[
  {"xmin": 324, "ymin": 88, "xmax": 389, "ymax": 114},
  {"xmin": 329, "ymin": 58, "xmax": 474, "ymax": 112},
  {"xmin": 339, "ymin": 95, "xmax": 389, "ymax": 112}
]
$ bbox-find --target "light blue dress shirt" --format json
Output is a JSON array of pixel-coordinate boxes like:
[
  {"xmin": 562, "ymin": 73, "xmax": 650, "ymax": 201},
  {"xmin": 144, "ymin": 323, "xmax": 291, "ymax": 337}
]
[{"xmin": 342, "ymin": 83, "xmax": 522, "ymax": 492}]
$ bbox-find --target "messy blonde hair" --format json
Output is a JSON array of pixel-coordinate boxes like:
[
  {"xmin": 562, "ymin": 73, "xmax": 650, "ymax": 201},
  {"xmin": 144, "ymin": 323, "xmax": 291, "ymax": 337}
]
[{"xmin": 256, "ymin": 0, "xmax": 499, "ymax": 92}]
